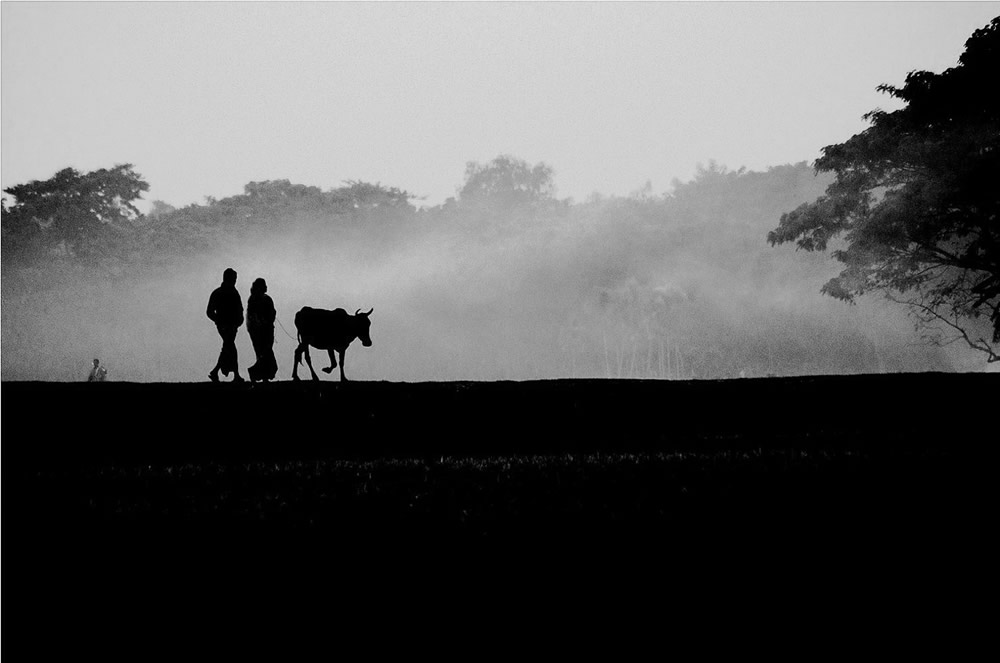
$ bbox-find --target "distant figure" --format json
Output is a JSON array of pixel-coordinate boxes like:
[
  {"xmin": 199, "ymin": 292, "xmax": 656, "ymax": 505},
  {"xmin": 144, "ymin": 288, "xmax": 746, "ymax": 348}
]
[
  {"xmin": 247, "ymin": 277, "xmax": 278, "ymax": 383},
  {"xmin": 88, "ymin": 358, "xmax": 107, "ymax": 382},
  {"xmin": 206, "ymin": 267, "xmax": 245, "ymax": 383},
  {"xmin": 293, "ymin": 306, "xmax": 373, "ymax": 381}
]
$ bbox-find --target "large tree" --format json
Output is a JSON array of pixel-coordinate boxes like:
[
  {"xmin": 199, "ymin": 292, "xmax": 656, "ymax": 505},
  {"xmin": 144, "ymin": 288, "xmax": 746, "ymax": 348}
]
[
  {"xmin": 2, "ymin": 164, "xmax": 149, "ymax": 267},
  {"xmin": 768, "ymin": 17, "xmax": 1000, "ymax": 362}
]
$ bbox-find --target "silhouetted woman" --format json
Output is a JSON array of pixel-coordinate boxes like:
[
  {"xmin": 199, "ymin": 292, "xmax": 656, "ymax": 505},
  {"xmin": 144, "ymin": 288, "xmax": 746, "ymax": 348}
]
[{"xmin": 247, "ymin": 277, "xmax": 277, "ymax": 382}]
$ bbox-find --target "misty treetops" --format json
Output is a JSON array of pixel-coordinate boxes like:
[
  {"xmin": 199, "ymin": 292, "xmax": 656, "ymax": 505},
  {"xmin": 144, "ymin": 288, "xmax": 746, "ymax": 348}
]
[
  {"xmin": 1, "ymin": 154, "xmax": 559, "ymax": 273},
  {"xmin": 2, "ymin": 164, "xmax": 149, "ymax": 267},
  {"xmin": 2, "ymin": 153, "xmax": 817, "ymax": 282}
]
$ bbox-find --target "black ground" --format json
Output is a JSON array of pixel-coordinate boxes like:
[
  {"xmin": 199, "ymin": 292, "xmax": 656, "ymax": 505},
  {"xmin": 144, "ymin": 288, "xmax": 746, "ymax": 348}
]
[
  {"xmin": 4, "ymin": 374, "xmax": 995, "ymax": 622},
  {"xmin": 6, "ymin": 373, "xmax": 994, "ymax": 545}
]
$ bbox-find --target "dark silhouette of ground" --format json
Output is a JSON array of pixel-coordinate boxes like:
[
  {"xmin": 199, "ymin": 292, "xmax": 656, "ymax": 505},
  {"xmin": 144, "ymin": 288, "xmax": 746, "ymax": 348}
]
[
  {"xmin": 6, "ymin": 373, "xmax": 993, "ymax": 465},
  {"xmin": 247, "ymin": 277, "xmax": 277, "ymax": 383},
  {"xmin": 206, "ymin": 267, "xmax": 245, "ymax": 383},
  {"xmin": 5, "ymin": 374, "xmax": 993, "ymax": 626},
  {"xmin": 292, "ymin": 306, "xmax": 373, "ymax": 381}
]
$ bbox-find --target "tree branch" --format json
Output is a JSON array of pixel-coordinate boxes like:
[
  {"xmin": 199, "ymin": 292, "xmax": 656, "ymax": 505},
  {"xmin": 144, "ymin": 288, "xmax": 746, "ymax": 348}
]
[{"xmin": 886, "ymin": 294, "xmax": 1000, "ymax": 362}]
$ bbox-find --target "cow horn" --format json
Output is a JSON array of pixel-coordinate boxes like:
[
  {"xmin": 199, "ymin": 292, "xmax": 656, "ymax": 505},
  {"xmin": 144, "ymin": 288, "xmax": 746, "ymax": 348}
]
[
  {"xmin": 365, "ymin": 308, "xmax": 373, "ymax": 316},
  {"xmin": 355, "ymin": 308, "xmax": 361, "ymax": 316},
  {"xmin": 356, "ymin": 308, "xmax": 372, "ymax": 316}
]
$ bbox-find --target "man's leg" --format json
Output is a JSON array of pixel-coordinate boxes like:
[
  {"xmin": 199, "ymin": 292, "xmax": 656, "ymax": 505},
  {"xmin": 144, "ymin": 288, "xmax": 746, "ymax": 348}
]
[
  {"xmin": 225, "ymin": 328, "xmax": 244, "ymax": 382},
  {"xmin": 210, "ymin": 330, "xmax": 224, "ymax": 382},
  {"xmin": 217, "ymin": 325, "xmax": 244, "ymax": 382}
]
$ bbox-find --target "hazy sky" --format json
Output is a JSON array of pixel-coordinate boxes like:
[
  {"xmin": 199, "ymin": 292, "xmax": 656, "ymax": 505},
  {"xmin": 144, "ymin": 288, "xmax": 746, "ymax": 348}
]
[{"xmin": 2, "ymin": 1, "xmax": 998, "ymax": 209}]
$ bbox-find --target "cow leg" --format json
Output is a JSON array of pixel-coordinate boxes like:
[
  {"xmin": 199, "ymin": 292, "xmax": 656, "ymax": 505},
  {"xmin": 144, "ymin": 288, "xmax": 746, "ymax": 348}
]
[
  {"xmin": 322, "ymin": 349, "xmax": 337, "ymax": 374},
  {"xmin": 303, "ymin": 345, "xmax": 319, "ymax": 381},
  {"xmin": 338, "ymin": 349, "xmax": 348, "ymax": 382},
  {"xmin": 292, "ymin": 343, "xmax": 303, "ymax": 381}
]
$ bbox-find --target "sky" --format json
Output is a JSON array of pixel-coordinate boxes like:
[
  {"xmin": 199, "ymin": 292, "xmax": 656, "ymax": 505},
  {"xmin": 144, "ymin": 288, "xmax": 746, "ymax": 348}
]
[{"xmin": 2, "ymin": 1, "xmax": 998, "ymax": 210}]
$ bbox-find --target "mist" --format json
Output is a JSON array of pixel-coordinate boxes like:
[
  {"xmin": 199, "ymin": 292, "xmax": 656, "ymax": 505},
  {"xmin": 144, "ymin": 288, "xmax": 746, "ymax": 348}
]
[{"xmin": 4, "ymin": 159, "xmax": 987, "ymax": 383}]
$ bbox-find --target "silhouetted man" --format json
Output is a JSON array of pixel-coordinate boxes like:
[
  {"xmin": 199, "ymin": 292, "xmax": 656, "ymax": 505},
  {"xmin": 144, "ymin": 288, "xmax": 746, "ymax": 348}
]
[
  {"xmin": 247, "ymin": 277, "xmax": 277, "ymax": 382},
  {"xmin": 207, "ymin": 268, "xmax": 245, "ymax": 383}
]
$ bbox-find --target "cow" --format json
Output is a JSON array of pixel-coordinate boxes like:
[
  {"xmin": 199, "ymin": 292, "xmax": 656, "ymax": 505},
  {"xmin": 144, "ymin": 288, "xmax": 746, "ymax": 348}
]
[{"xmin": 293, "ymin": 307, "xmax": 373, "ymax": 381}]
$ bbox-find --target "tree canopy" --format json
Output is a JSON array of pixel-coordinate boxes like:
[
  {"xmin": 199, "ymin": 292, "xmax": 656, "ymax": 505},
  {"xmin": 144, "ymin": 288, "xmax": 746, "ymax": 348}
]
[
  {"xmin": 459, "ymin": 154, "xmax": 556, "ymax": 211},
  {"xmin": 2, "ymin": 164, "xmax": 149, "ymax": 267},
  {"xmin": 768, "ymin": 17, "xmax": 1000, "ymax": 361}
]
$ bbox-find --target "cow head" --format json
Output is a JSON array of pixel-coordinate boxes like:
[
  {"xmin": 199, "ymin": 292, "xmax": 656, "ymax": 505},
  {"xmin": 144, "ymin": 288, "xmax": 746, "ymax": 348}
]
[{"xmin": 355, "ymin": 308, "xmax": 373, "ymax": 346}]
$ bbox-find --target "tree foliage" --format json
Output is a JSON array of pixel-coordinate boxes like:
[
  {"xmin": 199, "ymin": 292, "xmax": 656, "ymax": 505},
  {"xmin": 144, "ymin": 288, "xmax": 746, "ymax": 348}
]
[
  {"xmin": 131, "ymin": 178, "xmax": 418, "ymax": 263},
  {"xmin": 214, "ymin": 178, "xmax": 415, "ymax": 217},
  {"xmin": 459, "ymin": 154, "xmax": 556, "ymax": 211},
  {"xmin": 2, "ymin": 164, "xmax": 149, "ymax": 267},
  {"xmin": 332, "ymin": 180, "xmax": 417, "ymax": 212},
  {"xmin": 768, "ymin": 17, "xmax": 1000, "ymax": 361}
]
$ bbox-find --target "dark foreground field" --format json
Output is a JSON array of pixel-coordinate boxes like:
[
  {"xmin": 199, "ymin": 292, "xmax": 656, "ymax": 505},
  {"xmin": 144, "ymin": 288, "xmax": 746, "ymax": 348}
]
[
  {"xmin": 9, "ymin": 374, "xmax": 1000, "ymax": 632},
  {"xmin": 3, "ymin": 373, "xmax": 993, "ymax": 644},
  {"xmin": 6, "ymin": 373, "xmax": 994, "ymax": 540}
]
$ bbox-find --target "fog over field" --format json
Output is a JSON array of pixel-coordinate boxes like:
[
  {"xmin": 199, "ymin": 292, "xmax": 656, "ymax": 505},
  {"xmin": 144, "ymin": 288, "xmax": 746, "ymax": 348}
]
[
  {"xmin": 3, "ymin": 3, "xmax": 997, "ymax": 382},
  {"xmin": 2, "ymin": 161, "xmax": 983, "ymax": 383}
]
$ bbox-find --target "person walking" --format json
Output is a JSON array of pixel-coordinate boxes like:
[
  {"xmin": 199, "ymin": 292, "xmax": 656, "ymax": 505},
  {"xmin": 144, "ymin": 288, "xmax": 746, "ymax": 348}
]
[
  {"xmin": 206, "ymin": 267, "xmax": 245, "ymax": 383},
  {"xmin": 247, "ymin": 277, "xmax": 277, "ymax": 382},
  {"xmin": 88, "ymin": 358, "xmax": 108, "ymax": 382}
]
